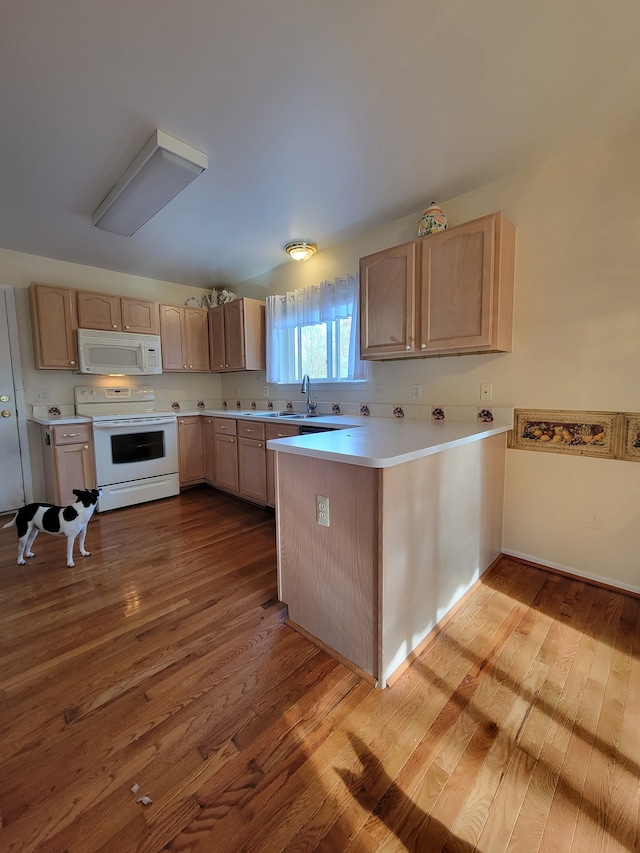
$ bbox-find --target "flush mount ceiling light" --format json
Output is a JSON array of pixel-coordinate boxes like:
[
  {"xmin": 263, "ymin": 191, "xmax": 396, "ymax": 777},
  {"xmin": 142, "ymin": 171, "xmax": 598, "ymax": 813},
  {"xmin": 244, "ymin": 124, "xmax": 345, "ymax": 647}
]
[
  {"xmin": 284, "ymin": 241, "xmax": 318, "ymax": 261},
  {"xmin": 92, "ymin": 129, "xmax": 208, "ymax": 237}
]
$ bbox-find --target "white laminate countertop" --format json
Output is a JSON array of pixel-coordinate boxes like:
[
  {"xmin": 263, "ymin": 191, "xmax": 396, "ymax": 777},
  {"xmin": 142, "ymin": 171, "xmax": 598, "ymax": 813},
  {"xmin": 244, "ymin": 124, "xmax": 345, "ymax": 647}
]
[
  {"xmin": 31, "ymin": 416, "xmax": 92, "ymax": 426},
  {"xmin": 266, "ymin": 416, "xmax": 512, "ymax": 468}
]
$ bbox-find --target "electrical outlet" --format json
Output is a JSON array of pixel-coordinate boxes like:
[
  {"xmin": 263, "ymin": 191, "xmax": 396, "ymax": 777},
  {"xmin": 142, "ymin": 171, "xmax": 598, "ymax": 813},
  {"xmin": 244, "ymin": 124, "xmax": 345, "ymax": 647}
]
[
  {"xmin": 480, "ymin": 383, "xmax": 493, "ymax": 402},
  {"xmin": 316, "ymin": 495, "xmax": 330, "ymax": 527},
  {"xmin": 374, "ymin": 384, "xmax": 385, "ymax": 400},
  {"xmin": 586, "ymin": 508, "xmax": 603, "ymax": 530},
  {"xmin": 263, "ymin": 385, "xmax": 269, "ymax": 397},
  {"xmin": 34, "ymin": 389, "xmax": 49, "ymax": 403},
  {"xmin": 412, "ymin": 384, "xmax": 422, "ymax": 401}
]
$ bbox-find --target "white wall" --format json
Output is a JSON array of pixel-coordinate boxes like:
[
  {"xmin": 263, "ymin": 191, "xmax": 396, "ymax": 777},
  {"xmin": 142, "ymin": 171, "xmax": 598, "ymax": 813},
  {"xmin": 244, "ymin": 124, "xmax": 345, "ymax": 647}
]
[
  {"xmin": 0, "ymin": 249, "xmax": 222, "ymax": 496},
  {"xmin": 230, "ymin": 125, "xmax": 640, "ymax": 593}
]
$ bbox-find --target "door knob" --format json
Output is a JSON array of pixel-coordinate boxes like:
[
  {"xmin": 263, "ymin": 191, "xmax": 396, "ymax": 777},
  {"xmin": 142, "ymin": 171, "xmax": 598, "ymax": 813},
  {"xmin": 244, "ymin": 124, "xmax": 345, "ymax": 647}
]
[
  {"xmin": 1, "ymin": 410, "xmax": 11, "ymax": 418},
  {"xmin": 0, "ymin": 395, "xmax": 9, "ymax": 402}
]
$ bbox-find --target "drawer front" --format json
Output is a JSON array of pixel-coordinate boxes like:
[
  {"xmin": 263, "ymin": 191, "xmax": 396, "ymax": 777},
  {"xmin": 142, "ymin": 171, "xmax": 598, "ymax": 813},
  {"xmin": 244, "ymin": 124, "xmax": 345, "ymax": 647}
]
[
  {"xmin": 237, "ymin": 420, "xmax": 265, "ymax": 440},
  {"xmin": 50, "ymin": 423, "xmax": 93, "ymax": 445},
  {"xmin": 214, "ymin": 417, "xmax": 237, "ymax": 435},
  {"xmin": 265, "ymin": 423, "xmax": 300, "ymax": 440}
]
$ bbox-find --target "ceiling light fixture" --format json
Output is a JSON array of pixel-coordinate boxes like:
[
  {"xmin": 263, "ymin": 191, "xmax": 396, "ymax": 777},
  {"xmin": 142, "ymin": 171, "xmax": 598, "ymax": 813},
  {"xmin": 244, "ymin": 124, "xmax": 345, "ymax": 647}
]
[
  {"xmin": 92, "ymin": 129, "xmax": 208, "ymax": 237},
  {"xmin": 284, "ymin": 241, "xmax": 318, "ymax": 261}
]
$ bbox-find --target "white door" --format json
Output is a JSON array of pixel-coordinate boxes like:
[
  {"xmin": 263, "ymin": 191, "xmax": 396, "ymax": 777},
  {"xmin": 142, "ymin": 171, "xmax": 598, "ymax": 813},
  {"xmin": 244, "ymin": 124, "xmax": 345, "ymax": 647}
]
[{"xmin": 0, "ymin": 287, "xmax": 29, "ymax": 512}]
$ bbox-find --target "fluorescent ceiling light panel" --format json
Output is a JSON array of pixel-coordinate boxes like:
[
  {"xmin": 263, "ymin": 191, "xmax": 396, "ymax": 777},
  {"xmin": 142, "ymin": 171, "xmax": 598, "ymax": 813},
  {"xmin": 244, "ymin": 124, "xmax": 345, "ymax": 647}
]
[{"xmin": 92, "ymin": 130, "xmax": 208, "ymax": 236}]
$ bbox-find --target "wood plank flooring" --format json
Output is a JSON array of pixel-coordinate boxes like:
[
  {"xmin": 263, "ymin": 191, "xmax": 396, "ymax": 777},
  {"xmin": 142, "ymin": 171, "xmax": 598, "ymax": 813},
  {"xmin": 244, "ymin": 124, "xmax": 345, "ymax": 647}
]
[{"xmin": 0, "ymin": 487, "xmax": 638, "ymax": 852}]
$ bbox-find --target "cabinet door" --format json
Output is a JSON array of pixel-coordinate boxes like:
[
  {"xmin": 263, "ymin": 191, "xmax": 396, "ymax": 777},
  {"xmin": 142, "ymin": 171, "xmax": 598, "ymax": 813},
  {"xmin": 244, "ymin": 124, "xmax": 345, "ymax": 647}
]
[
  {"xmin": 185, "ymin": 308, "xmax": 210, "ymax": 371},
  {"xmin": 419, "ymin": 214, "xmax": 495, "ymax": 353},
  {"xmin": 77, "ymin": 291, "xmax": 122, "ymax": 331},
  {"xmin": 238, "ymin": 437, "xmax": 267, "ymax": 504},
  {"xmin": 178, "ymin": 417, "xmax": 204, "ymax": 486},
  {"xmin": 209, "ymin": 305, "xmax": 226, "ymax": 371},
  {"xmin": 202, "ymin": 418, "xmax": 216, "ymax": 484},
  {"xmin": 121, "ymin": 298, "xmax": 159, "ymax": 334},
  {"xmin": 159, "ymin": 304, "xmax": 187, "ymax": 370},
  {"xmin": 214, "ymin": 434, "xmax": 239, "ymax": 492},
  {"xmin": 359, "ymin": 242, "xmax": 417, "ymax": 358},
  {"xmin": 53, "ymin": 443, "xmax": 96, "ymax": 506},
  {"xmin": 265, "ymin": 423, "xmax": 299, "ymax": 507},
  {"xmin": 223, "ymin": 300, "xmax": 246, "ymax": 370},
  {"xmin": 29, "ymin": 282, "xmax": 79, "ymax": 369}
]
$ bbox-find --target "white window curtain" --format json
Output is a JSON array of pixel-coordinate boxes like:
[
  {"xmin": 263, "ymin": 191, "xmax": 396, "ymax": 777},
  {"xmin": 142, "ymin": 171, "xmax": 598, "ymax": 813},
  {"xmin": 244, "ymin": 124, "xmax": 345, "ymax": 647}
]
[{"xmin": 265, "ymin": 273, "xmax": 367, "ymax": 383}]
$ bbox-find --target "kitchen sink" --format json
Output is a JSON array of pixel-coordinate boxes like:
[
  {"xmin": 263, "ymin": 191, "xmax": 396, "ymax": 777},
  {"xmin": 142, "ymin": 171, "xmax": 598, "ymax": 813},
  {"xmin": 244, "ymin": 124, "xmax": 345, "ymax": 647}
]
[{"xmin": 245, "ymin": 411, "xmax": 320, "ymax": 419}]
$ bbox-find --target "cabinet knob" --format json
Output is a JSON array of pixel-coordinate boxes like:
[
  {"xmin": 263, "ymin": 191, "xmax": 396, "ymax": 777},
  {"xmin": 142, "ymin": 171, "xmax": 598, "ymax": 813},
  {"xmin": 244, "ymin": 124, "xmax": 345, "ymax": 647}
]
[
  {"xmin": 125, "ymin": 325, "xmax": 130, "ymax": 330},
  {"xmin": 225, "ymin": 363, "xmax": 229, "ymax": 368},
  {"xmin": 405, "ymin": 345, "xmax": 411, "ymax": 351},
  {"xmin": 230, "ymin": 438, "xmax": 235, "ymax": 443},
  {"xmin": 189, "ymin": 364, "xmax": 193, "ymax": 369},
  {"xmin": 258, "ymin": 442, "xmax": 263, "ymax": 448},
  {"xmin": 84, "ymin": 445, "xmax": 89, "ymax": 450},
  {"xmin": 421, "ymin": 343, "xmax": 426, "ymax": 349},
  {"xmin": 112, "ymin": 324, "xmax": 117, "ymax": 329},
  {"xmin": 1, "ymin": 410, "xmax": 11, "ymax": 418},
  {"xmin": 70, "ymin": 360, "xmax": 76, "ymax": 365},
  {"xmin": 183, "ymin": 365, "xmax": 188, "ymax": 369}
]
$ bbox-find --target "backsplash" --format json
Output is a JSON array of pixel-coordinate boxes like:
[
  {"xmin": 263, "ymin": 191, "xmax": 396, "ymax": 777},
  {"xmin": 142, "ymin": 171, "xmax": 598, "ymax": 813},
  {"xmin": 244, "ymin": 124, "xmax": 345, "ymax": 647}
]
[{"xmin": 165, "ymin": 398, "xmax": 513, "ymax": 424}]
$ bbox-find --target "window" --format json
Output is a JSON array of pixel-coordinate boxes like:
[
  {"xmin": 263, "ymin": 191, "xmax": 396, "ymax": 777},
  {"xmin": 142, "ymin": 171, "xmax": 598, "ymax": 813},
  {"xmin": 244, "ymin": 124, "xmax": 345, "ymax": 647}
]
[{"xmin": 265, "ymin": 274, "xmax": 367, "ymax": 384}]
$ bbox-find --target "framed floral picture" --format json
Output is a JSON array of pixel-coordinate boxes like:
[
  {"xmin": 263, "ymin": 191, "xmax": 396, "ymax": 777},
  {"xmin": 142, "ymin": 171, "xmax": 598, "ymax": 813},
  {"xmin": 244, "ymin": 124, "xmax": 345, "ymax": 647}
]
[
  {"xmin": 621, "ymin": 413, "xmax": 640, "ymax": 462},
  {"xmin": 510, "ymin": 409, "xmax": 622, "ymax": 459}
]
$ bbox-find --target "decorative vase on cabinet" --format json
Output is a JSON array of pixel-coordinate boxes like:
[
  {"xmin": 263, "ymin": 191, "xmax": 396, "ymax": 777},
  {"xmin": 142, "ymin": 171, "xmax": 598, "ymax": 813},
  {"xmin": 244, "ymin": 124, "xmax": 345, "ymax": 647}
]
[{"xmin": 418, "ymin": 202, "xmax": 448, "ymax": 238}]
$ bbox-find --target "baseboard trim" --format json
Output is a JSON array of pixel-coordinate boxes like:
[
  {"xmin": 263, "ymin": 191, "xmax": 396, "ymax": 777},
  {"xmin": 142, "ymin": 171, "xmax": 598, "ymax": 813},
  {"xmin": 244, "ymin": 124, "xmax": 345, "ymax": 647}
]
[{"xmin": 502, "ymin": 549, "xmax": 640, "ymax": 598}]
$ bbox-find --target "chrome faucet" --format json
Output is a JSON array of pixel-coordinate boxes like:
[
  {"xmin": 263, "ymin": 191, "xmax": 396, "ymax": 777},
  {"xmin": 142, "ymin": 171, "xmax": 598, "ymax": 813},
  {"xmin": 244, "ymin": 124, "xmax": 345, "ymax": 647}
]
[{"xmin": 300, "ymin": 374, "xmax": 317, "ymax": 415}]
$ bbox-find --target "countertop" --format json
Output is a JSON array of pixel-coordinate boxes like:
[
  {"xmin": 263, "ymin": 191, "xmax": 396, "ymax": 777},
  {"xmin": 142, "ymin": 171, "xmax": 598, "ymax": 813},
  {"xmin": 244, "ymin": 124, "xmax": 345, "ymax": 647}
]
[
  {"xmin": 265, "ymin": 417, "xmax": 511, "ymax": 468},
  {"xmin": 31, "ymin": 416, "xmax": 92, "ymax": 426},
  {"xmin": 30, "ymin": 408, "xmax": 512, "ymax": 468}
]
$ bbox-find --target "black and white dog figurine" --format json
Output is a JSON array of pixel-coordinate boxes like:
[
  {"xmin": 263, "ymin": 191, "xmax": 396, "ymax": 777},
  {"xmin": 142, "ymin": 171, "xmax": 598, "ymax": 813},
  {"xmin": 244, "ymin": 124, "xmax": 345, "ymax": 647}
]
[{"xmin": 2, "ymin": 488, "xmax": 101, "ymax": 568}]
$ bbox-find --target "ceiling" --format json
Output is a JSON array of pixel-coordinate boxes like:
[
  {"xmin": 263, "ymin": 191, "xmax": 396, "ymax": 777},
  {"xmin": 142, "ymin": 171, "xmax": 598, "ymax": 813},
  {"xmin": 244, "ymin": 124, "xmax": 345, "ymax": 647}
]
[{"xmin": 2, "ymin": 1, "xmax": 640, "ymax": 288}]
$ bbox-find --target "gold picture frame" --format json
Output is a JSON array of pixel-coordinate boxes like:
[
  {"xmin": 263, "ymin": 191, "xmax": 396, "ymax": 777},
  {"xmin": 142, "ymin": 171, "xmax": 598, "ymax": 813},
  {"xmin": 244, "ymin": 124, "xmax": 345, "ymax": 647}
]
[
  {"xmin": 510, "ymin": 409, "xmax": 622, "ymax": 459},
  {"xmin": 621, "ymin": 413, "xmax": 640, "ymax": 462}
]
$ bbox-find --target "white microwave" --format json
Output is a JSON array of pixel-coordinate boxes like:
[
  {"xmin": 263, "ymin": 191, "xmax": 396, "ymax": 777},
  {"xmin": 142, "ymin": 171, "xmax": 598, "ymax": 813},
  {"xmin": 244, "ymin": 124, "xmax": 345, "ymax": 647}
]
[{"xmin": 77, "ymin": 328, "xmax": 162, "ymax": 375}]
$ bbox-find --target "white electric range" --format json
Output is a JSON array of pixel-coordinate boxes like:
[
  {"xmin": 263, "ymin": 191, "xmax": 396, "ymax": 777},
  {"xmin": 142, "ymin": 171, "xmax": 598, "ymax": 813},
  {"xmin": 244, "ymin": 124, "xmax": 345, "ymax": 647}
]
[{"xmin": 75, "ymin": 386, "xmax": 179, "ymax": 512}]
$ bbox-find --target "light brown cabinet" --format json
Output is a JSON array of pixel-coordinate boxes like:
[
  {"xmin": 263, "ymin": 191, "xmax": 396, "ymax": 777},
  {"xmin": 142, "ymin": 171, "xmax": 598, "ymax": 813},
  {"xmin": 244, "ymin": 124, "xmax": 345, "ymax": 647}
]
[
  {"xmin": 265, "ymin": 422, "xmax": 299, "ymax": 507},
  {"xmin": 40, "ymin": 423, "xmax": 96, "ymax": 505},
  {"xmin": 77, "ymin": 290, "xmax": 159, "ymax": 334},
  {"xmin": 209, "ymin": 298, "xmax": 265, "ymax": 372},
  {"xmin": 159, "ymin": 304, "xmax": 210, "ymax": 372},
  {"xmin": 213, "ymin": 418, "xmax": 239, "ymax": 493},
  {"xmin": 29, "ymin": 282, "xmax": 160, "ymax": 370},
  {"xmin": 202, "ymin": 417, "xmax": 217, "ymax": 485},
  {"xmin": 237, "ymin": 420, "xmax": 267, "ymax": 504},
  {"xmin": 359, "ymin": 211, "xmax": 515, "ymax": 359},
  {"xmin": 178, "ymin": 416, "xmax": 204, "ymax": 487},
  {"xmin": 29, "ymin": 282, "xmax": 79, "ymax": 369}
]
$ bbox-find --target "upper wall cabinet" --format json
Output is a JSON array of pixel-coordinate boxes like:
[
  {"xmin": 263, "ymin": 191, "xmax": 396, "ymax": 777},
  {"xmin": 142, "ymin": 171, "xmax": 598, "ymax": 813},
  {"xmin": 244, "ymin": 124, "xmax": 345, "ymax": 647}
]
[
  {"xmin": 159, "ymin": 304, "xmax": 211, "ymax": 372},
  {"xmin": 29, "ymin": 282, "xmax": 79, "ymax": 369},
  {"xmin": 359, "ymin": 212, "xmax": 516, "ymax": 359},
  {"xmin": 77, "ymin": 290, "xmax": 159, "ymax": 335},
  {"xmin": 209, "ymin": 298, "xmax": 265, "ymax": 372}
]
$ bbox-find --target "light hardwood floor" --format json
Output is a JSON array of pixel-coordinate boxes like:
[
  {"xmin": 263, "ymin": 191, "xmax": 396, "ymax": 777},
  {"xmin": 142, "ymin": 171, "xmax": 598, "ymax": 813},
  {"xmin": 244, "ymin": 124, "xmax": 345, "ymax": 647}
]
[{"xmin": 0, "ymin": 488, "xmax": 638, "ymax": 852}]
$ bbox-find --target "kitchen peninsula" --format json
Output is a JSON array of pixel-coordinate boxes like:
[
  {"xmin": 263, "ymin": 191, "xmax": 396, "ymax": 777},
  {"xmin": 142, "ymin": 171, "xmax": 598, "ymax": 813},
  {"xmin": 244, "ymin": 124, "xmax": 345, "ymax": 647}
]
[{"xmin": 269, "ymin": 417, "xmax": 511, "ymax": 687}]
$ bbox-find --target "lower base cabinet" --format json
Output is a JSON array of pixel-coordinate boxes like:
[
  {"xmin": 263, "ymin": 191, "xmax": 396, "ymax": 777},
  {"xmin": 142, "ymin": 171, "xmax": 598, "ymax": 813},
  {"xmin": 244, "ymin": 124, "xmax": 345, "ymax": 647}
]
[
  {"xmin": 213, "ymin": 418, "xmax": 239, "ymax": 493},
  {"xmin": 238, "ymin": 421, "xmax": 266, "ymax": 504},
  {"xmin": 178, "ymin": 415, "xmax": 299, "ymax": 508},
  {"xmin": 178, "ymin": 417, "xmax": 204, "ymax": 487},
  {"xmin": 266, "ymin": 423, "xmax": 299, "ymax": 506},
  {"xmin": 41, "ymin": 423, "xmax": 96, "ymax": 505}
]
